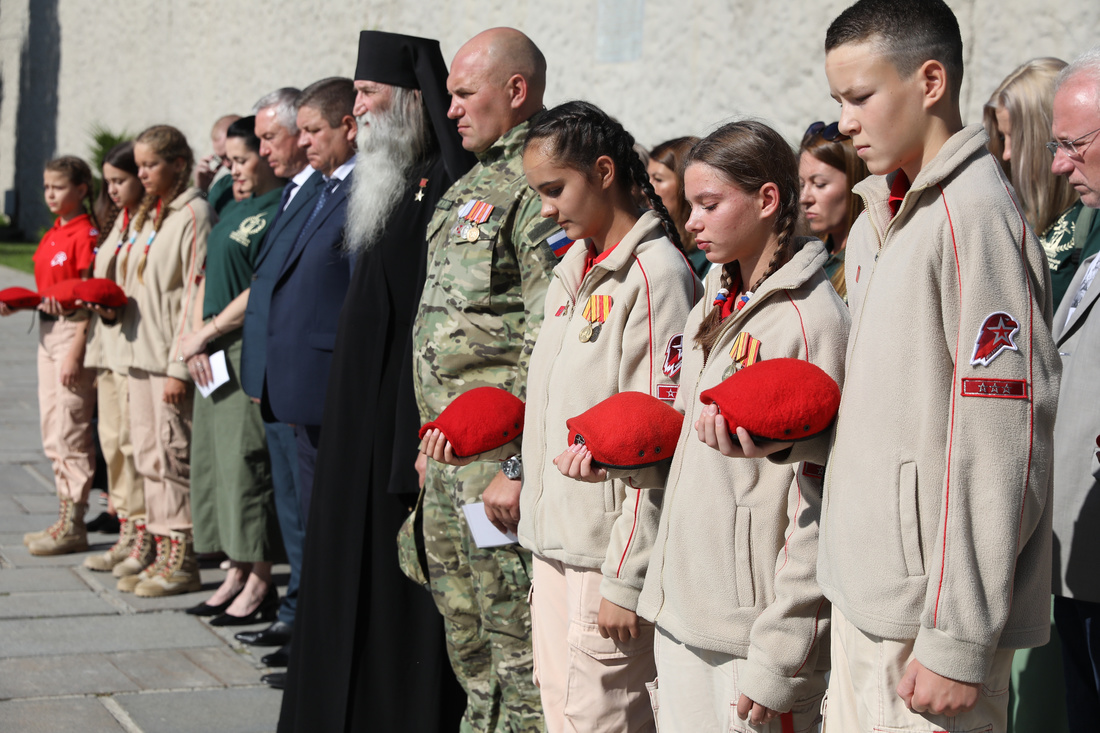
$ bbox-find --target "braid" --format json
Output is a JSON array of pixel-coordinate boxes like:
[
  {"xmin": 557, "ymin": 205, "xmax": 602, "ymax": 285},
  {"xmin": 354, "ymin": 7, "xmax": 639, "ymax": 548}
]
[
  {"xmin": 96, "ymin": 199, "xmax": 121, "ymax": 249},
  {"xmin": 628, "ymin": 153, "xmax": 684, "ymax": 252},
  {"xmin": 693, "ymin": 263, "xmax": 739, "ymax": 360}
]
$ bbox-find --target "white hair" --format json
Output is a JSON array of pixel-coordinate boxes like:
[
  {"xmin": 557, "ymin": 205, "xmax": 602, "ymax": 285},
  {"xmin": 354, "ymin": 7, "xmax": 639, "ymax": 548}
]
[
  {"xmin": 1057, "ymin": 45, "xmax": 1100, "ymax": 99},
  {"xmin": 343, "ymin": 86, "xmax": 430, "ymax": 253},
  {"xmin": 252, "ymin": 87, "xmax": 301, "ymax": 133}
]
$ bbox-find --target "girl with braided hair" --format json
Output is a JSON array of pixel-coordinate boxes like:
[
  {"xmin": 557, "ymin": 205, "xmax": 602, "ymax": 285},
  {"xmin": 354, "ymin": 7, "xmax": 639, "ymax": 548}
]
[
  {"xmin": 116, "ymin": 124, "xmax": 214, "ymax": 598},
  {"xmin": 634, "ymin": 120, "xmax": 850, "ymax": 731},
  {"xmin": 423, "ymin": 99, "xmax": 701, "ymax": 730}
]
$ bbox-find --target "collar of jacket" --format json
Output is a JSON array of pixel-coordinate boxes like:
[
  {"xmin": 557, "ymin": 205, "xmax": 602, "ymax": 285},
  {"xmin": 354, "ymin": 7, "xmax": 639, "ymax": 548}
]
[
  {"xmin": 166, "ymin": 186, "xmax": 205, "ymax": 214},
  {"xmin": 475, "ymin": 117, "xmax": 534, "ymax": 165},
  {"xmin": 701, "ymin": 236, "xmax": 828, "ymax": 321},
  {"xmin": 854, "ymin": 124, "xmax": 991, "ymax": 238},
  {"xmin": 554, "ymin": 210, "xmax": 666, "ymax": 297}
]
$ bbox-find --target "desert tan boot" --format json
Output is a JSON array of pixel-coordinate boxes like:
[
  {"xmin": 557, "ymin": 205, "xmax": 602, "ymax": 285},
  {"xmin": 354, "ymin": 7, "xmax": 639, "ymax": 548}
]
[
  {"xmin": 117, "ymin": 534, "xmax": 168, "ymax": 593},
  {"xmin": 83, "ymin": 516, "xmax": 135, "ymax": 571},
  {"xmin": 23, "ymin": 495, "xmax": 70, "ymax": 546},
  {"xmin": 134, "ymin": 530, "xmax": 201, "ymax": 597},
  {"xmin": 28, "ymin": 499, "xmax": 88, "ymax": 556},
  {"xmin": 112, "ymin": 520, "xmax": 155, "ymax": 578}
]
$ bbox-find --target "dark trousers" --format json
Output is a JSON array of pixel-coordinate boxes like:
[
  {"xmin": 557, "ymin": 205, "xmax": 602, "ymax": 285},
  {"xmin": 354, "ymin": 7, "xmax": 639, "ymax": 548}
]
[
  {"xmin": 293, "ymin": 424, "xmax": 321, "ymax": 523},
  {"xmin": 265, "ymin": 421, "xmax": 304, "ymax": 627},
  {"xmin": 1054, "ymin": 594, "xmax": 1100, "ymax": 732}
]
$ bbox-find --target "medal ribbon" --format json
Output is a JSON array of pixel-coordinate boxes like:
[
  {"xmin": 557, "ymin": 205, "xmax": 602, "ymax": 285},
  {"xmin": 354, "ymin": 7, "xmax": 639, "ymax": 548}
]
[
  {"xmin": 581, "ymin": 295, "xmax": 613, "ymax": 324},
  {"xmin": 729, "ymin": 332, "xmax": 761, "ymax": 367}
]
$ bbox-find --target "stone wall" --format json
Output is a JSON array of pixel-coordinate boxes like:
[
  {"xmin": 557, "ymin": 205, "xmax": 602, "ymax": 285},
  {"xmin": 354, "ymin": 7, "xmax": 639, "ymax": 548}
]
[{"xmin": 1, "ymin": 0, "xmax": 1097, "ymax": 233}]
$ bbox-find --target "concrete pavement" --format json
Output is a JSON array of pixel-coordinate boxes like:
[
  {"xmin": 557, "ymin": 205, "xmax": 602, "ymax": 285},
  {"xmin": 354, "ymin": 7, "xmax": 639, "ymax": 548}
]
[{"xmin": 0, "ymin": 265, "xmax": 285, "ymax": 732}]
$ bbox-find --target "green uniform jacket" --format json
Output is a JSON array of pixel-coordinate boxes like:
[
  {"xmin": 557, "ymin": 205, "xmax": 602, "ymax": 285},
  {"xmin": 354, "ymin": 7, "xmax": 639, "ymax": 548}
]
[{"xmin": 203, "ymin": 186, "xmax": 282, "ymax": 318}]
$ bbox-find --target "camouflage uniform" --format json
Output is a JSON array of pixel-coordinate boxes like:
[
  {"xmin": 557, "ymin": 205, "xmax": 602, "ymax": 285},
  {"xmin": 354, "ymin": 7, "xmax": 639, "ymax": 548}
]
[{"xmin": 411, "ymin": 119, "xmax": 562, "ymax": 732}]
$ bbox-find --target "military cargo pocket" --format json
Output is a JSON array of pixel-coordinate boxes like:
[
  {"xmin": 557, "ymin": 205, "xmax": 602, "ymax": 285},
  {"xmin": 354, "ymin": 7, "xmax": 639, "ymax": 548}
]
[
  {"xmin": 440, "ymin": 216, "xmax": 503, "ymax": 309},
  {"xmin": 898, "ymin": 461, "xmax": 924, "ymax": 576}
]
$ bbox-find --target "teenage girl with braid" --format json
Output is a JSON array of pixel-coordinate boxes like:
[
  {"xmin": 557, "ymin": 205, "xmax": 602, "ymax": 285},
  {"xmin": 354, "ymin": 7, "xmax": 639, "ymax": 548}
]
[
  {"xmin": 81, "ymin": 142, "xmax": 149, "ymax": 574},
  {"xmin": 4, "ymin": 157, "xmax": 99, "ymax": 556},
  {"xmin": 424, "ymin": 100, "xmax": 700, "ymax": 731},
  {"xmin": 116, "ymin": 125, "xmax": 213, "ymax": 598},
  {"xmin": 633, "ymin": 121, "xmax": 849, "ymax": 732}
]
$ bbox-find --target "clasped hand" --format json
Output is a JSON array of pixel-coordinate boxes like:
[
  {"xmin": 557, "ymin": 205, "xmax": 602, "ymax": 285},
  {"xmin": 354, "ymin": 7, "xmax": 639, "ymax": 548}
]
[{"xmin": 694, "ymin": 404, "xmax": 793, "ymax": 458}]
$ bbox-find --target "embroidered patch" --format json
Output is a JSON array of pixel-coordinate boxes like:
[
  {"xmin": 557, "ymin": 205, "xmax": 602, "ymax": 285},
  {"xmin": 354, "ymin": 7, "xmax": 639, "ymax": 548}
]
[
  {"xmin": 662, "ymin": 334, "xmax": 684, "ymax": 377},
  {"xmin": 88, "ymin": 227, "xmax": 99, "ymax": 237},
  {"xmin": 961, "ymin": 378, "xmax": 1028, "ymax": 399},
  {"xmin": 802, "ymin": 462, "xmax": 826, "ymax": 479},
  {"xmin": 229, "ymin": 213, "xmax": 267, "ymax": 246},
  {"xmin": 546, "ymin": 229, "xmax": 575, "ymax": 258},
  {"xmin": 971, "ymin": 312, "xmax": 1020, "ymax": 366},
  {"xmin": 555, "ymin": 305, "xmax": 567, "ymax": 317},
  {"xmin": 657, "ymin": 384, "xmax": 678, "ymax": 402},
  {"xmin": 50, "ymin": 251, "xmax": 67, "ymax": 267}
]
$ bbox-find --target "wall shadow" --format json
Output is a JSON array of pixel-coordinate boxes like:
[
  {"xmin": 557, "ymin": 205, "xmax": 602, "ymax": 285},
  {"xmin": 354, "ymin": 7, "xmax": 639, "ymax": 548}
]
[{"xmin": 14, "ymin": 0, "xmax": 59, "ymax": 237}]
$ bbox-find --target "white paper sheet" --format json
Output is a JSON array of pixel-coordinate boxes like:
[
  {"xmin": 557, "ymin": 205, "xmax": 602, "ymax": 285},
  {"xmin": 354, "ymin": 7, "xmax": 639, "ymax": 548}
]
[
  {"xmin": 461, "ymin": 502, "xmax": 519, "ymax": 548},
  {"xmin": 196, "ymin": 350, "xmax": 230, "ymax": 398}
]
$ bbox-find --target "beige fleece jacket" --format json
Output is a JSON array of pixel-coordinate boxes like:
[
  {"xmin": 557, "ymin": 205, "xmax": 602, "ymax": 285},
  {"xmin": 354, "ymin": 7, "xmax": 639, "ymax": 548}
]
[
  {"xmin": 817, "ymin": 124, "xmax": 1061, "ymax": 684},
  {"xmin": 84, "ymin": 213, "xmax": 133, "ymax": 374},
  {"xmin": 121, "ymin": 188, "xmax": 213, "ymax": 381},
  {"xmin": 636, "ymin": 240, "xmax": 850, "ymax": 712},
  {"xmin": 517, "ymin": 212, "xmax": 702, "ymax": 611}
]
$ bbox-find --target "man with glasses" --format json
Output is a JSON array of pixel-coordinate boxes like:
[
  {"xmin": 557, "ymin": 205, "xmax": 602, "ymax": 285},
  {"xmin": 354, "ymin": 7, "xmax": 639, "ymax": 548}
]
[{"xmin": 1049, "ymin": 44, "xmax": 1100, "ymax": 732}]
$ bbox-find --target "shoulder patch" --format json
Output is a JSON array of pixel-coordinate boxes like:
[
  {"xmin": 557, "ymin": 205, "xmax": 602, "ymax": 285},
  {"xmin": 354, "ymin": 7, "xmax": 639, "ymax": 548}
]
[
  {"xmin": 961, "ymin": 378, "xmax": 1028, "ymax": 399},
  {"xmin": 435, "ymin": 198, "xmax": 454, "ymax": 211},
  {"xmin": 662, "ymin": 334, "xmax": 684, "ymax": 377},
  {"xmin": 970, "ymin": 312, "xmax": 1020, "ymax": 367}
]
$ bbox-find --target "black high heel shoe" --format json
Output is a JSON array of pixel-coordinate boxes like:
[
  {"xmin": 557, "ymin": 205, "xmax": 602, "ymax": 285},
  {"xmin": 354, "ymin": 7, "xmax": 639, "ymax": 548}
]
[
  {"xmin": 208, "ymin": 585, "xmax": 280, "ymax": 627},
  {"xmin": 185, "ymin": 586, "xmax": 244, "ymax": 616}
]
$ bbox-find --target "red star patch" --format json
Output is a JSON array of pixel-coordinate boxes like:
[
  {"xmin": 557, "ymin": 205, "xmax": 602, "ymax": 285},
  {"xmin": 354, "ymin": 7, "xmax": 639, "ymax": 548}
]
[{"xmin": 970, "ymin": 312, "xmax": 1020, "ymax": 367}]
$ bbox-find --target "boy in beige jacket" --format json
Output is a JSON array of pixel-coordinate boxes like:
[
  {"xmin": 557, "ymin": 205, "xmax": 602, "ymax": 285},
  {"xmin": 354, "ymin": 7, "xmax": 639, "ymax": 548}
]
[{"xmin": 815, "ymin": 1, "xmax": 1061, "ymax": 730}]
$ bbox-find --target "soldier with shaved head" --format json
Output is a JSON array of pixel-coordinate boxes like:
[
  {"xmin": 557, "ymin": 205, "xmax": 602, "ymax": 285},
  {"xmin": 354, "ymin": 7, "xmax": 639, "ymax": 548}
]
[{"xmin": 409, "ymin": 26, "xmax": 564, "ymax": 732}]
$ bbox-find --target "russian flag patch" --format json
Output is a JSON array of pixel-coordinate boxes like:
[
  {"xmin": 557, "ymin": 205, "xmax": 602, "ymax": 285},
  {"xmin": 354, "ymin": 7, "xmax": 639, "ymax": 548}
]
[{"xmin": 546, "ymin": 229, "xmax": 574, "ymax": 258}]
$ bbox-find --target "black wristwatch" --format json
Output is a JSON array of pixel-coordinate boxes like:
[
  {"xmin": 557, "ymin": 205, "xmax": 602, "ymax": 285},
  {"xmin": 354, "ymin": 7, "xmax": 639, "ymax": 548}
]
[{"xmin": 501, "ymin": 454, "xmax": 522, "ymax": 480}]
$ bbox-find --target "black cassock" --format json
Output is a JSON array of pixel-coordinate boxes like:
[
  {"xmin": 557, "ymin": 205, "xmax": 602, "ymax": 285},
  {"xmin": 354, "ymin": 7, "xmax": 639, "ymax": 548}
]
[{"xmin": 278, "ymin": 153, "xmax": 465, "ymax": 732}]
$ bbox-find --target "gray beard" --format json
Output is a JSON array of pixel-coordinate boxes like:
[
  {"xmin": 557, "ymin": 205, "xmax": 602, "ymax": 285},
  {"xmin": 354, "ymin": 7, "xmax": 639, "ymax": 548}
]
[{"xmin": 343, "ymin": 102, "xmax": 423, "ymax": 254}]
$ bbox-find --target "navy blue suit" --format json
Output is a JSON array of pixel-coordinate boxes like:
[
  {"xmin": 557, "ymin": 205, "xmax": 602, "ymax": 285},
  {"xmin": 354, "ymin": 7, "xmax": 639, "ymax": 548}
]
[
  {"xmin": 266, "ymin": 168, "xmax": 354, "ymax": 519},
  {"xmin": 239, "ymin": 168, "xmax": 322, "ymax": 629}
]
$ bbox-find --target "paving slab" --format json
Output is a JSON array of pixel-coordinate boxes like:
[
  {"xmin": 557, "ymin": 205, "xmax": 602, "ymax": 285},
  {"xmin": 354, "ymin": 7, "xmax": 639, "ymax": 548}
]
[
  {"xmin": 0, "ymin": 589, "xmax": 118, "ymax": 619},
  {"xmin": 0, "ymin": 512, "xmax": 57, "ymax": 533},
  {"xmin": 0, "ymin": 697, "xmax": 125, "ymax": 731},
  {"xmin": 0, "ymin": 652, "xmax": 140, "ymax": 700},
  {"xmin": 113, "ymin": 688, "xmax": 280, "ymax": 733},
  {"xmin": 0, "ymin": 463, "xmax": 51, "ymax": 495},
  {"xmin": 0, "ymin": 613, "xmax": 218, "ymax": 658},
  {"xmin": 106, "ymin": 648, "xmax": 225, "ymax": 690},
  {"xmin": 181, "ymin": 646, "xmax": 266, "ymax": 685},
  {"xmin": 0, "ymin": 542, "xmax": 100, "ymax": 568},
  {"xmin": 0, "ymin": 566, "xmax": 87, "ymax": 593},
  {"xmin": 11, "ymin": 493, "xmax": 65, "ymax": 513}
]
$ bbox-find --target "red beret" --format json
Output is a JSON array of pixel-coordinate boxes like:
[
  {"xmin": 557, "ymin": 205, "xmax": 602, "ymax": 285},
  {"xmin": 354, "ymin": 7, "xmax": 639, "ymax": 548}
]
[
  {"xmin": 40, "ymin": 279, "xmax": 82, "ymax": 310},
  {"xmin": 699, "ymin": 358, "xmax": 840, "ymax": 442},
  {"xmin": 566, "ymin": 391, "xmax": 683, "ymax": 469},
  {"xmin": 73, "ymin": 278, "xmax": 127, "ymax": 308},
  {"xmin": 0, "ymin": 286, "xmax": 42, "ymax": 310},
  {"xmin": 419, "ymin": 386, "xmax": 525, "ymax": 458}
]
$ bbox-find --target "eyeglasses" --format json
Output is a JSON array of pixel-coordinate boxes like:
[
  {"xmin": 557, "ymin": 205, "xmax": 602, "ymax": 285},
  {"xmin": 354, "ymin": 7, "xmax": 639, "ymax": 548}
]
[
  {"xmin": 1046, "ymin": 125, "xmax": 1100, "ymax": 158},
  {"xmin": 804, "ymin": 121, "xmax": 850, "ymax": 143}
]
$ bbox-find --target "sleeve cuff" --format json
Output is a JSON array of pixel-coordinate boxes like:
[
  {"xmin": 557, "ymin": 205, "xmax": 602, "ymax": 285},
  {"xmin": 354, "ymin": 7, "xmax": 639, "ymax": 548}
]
[
  {"xmin": 736, "ymin": 656, "xmax": 818, "ymax": 713},
  {"xmin": 599, "ymin": 575, "xmax": 641, "ymax": 613},
  {"xmin": 913, "ymin": 625, "xmax": 997, "ymax": 684},
  {"xmin": 166, "ymin": 362, "xmax": 191, "ymax": 382}
]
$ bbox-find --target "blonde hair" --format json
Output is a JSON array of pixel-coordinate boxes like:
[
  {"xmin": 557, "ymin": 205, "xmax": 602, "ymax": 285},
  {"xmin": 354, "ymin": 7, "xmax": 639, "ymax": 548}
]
[
  {"xmin": 984, "ymin": 58, "xmax": 1078, "ymax": 236},
  {"xmin": 128, "ymin": 125, "xmax": 193, "ymax": 282}
]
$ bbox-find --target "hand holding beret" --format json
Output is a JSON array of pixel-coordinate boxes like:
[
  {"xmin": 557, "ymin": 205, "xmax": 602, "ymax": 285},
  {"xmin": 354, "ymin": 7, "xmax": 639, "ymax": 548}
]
[
  {"xmin": 699, "ymin": 358, "xmax": 840, "ymax": 442},
  {"xmin": 73, "ymin": 278, "xmax": 127, "ymax": 308},
  {"xmin": 39, "ymin": 279, "xmax": 82, "ymax": 310},
  {"xmin": 0, "ymin": 286, "xmax": 42, "ymax": 310},
  {"xmin": 419, "ymin": 386, "xmax": 525, "ymax": 459},
  {"xmin": 565, "ymin": 391, "xmax": 683, "ymax": 469}
]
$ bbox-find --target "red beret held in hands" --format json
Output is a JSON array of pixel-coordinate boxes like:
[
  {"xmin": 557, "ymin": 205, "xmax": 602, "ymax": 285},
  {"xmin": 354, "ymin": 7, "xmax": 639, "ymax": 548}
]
[
  {"xmin": 73, "ymin": 278, "xmax": 127, "ymax": 308},
  {"xmin": 39, "ymin": 279, "xmax": 82, "ymax": 310},
  {"xmin": 566, "ymin": 391, "xmax": 684, "ymax": 469},
  {"xmin": 419, "ymin": 386, "xmax": 525, "ymax": 459},
  {"xmin": 0, "ymin": 286, "xmax": 42, "ymax": 310},
  {"xmin": 699, "ymin": 358, "xmax": 840, "ymax": 442}
]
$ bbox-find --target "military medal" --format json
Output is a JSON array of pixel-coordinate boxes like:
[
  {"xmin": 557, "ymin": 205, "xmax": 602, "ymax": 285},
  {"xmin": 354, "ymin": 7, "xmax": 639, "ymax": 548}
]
[
  {"xmin": 579, "ymin": 295, "xmax": 613, "ymax": 343},
  {"xmin": 457, "ymin": 199, "xmax": 494, "ymax": 243},
  {"xmin": 724, "ymin": 331, "xmax": 762, "ymax": 377},
  {"xmin": 415, "ymin": 178, "xmax": 428, "ymax": 202}
]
